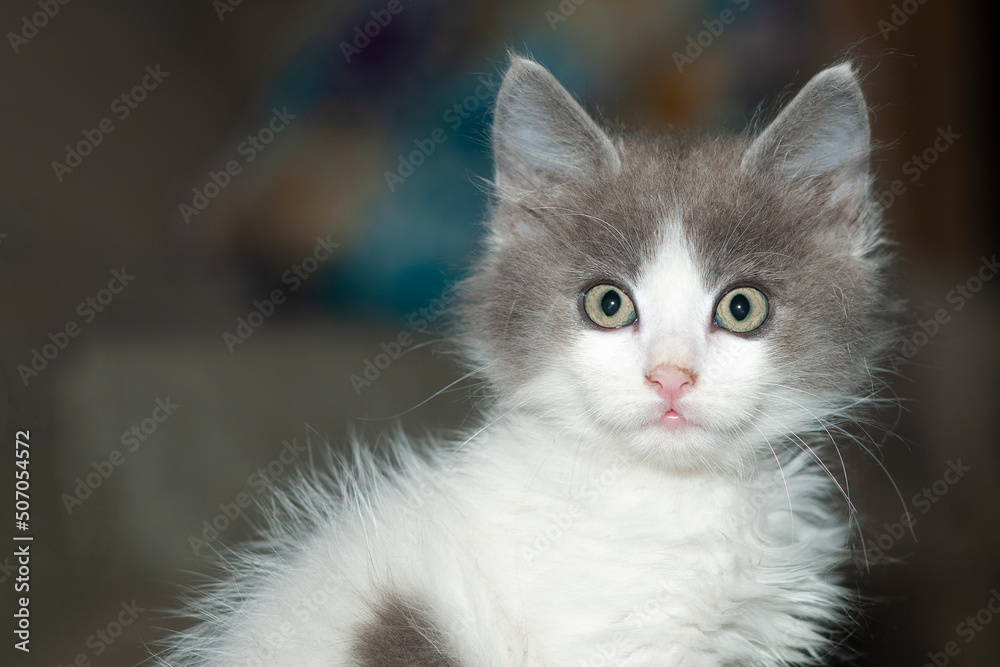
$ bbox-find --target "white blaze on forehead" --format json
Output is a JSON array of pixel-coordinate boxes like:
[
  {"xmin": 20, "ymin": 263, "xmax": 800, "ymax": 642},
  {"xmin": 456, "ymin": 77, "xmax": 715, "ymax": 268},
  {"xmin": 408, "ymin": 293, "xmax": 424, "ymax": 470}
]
[{"xmin": 632, "ymin": 218, "xmax": 714, "ymax": 372}]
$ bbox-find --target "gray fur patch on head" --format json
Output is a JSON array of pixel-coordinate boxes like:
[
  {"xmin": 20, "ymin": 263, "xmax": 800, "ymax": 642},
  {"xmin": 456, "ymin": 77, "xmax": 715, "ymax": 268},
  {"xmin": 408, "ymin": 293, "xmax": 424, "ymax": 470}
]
[{"xmin": 353, "ymin": 593, "xmax": 457, "ymax": 667}]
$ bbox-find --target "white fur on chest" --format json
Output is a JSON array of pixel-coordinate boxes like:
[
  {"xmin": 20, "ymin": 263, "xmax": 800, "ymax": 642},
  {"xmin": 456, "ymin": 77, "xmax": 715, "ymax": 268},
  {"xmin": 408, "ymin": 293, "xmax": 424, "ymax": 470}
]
[
  {"xmin": 502, "ymin": 466, "xmax": 757, "ymax": 662},
  {"xmin": 168, "ymin": 424, "xmax": 849, "ymax": 667},
  {"xmin": 410, "ymin": 425, "xmax": 849, "ymax": 666}
]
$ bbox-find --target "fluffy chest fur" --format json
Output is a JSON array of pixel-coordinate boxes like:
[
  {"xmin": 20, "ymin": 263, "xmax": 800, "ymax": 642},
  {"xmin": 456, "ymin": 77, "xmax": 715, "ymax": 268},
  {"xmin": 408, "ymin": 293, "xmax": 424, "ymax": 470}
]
[
  {"xmin": 428, "ymin": 428, "xmax": 847, "ymax": 666},
  {"xmin": 173, "ymin": 430, "xmax": 847, "ymax": 666}
]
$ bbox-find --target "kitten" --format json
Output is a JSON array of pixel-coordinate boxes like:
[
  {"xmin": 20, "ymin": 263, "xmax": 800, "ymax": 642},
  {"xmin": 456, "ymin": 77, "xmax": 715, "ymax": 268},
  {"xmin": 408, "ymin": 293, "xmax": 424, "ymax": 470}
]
[{"xmin": 159, "ymin": 56, "xmax": 896, "ymax": 666}]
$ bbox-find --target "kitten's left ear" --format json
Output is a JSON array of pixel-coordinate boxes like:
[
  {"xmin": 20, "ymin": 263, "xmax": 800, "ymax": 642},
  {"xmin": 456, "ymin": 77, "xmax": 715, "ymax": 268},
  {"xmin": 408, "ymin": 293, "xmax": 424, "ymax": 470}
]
[{"xmin": 742, "ymin": 63, "xmax": 871, "ymax": 204}]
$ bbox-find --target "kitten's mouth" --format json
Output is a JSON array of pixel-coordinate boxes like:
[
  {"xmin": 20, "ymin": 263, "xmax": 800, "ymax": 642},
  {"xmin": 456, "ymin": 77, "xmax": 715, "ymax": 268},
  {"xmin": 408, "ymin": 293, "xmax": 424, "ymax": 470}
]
[{"xmin": 658, "ymin": 409, "xmax": 689, "ymax": 428}]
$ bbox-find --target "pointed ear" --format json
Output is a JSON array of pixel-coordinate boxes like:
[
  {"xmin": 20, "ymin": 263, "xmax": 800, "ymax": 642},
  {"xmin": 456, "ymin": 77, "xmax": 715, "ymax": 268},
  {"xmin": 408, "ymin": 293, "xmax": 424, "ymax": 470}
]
[
  {"xmin": 741, "ymin": 63, "xmax": 871, "ymax": 204},
  {"xmin": 492, "ymin": 56, "xmax": 620, "ymax": 192}
]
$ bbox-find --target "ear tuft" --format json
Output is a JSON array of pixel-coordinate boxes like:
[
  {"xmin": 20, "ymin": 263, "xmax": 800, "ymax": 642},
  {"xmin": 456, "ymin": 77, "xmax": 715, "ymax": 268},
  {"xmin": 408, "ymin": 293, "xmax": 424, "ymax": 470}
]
[{"xmin": 492, "ymin": 56, "xmax": 620, "ymax": 192}]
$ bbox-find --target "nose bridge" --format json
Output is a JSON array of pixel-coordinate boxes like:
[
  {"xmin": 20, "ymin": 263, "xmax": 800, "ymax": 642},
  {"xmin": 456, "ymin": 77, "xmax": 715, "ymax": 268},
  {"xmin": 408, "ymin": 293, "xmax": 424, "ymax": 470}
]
[
  {"xmin": 636, "ymin": 223, "xmax": 709, "ymax": 373},
  {"xmin": 644, "ymin": 321, "xmax": 704, "ymax": 373},
  {"xmin": 640, "ymin": 280, "xmax": 705, "ymax": 371}
]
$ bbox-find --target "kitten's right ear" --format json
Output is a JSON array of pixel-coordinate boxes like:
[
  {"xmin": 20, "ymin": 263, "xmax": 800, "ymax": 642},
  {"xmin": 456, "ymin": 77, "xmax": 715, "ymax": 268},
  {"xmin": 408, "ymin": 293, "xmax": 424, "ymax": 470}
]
[{"xmin": 492, "ymin": 56, "xmax": 620, "ymax": 193}]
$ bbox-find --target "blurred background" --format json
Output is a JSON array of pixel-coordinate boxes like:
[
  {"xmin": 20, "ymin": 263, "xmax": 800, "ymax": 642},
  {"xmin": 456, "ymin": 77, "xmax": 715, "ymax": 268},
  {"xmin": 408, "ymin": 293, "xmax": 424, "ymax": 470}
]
[{"xmin": 0, "ymin": 0, "xmax": 996, "ymax": 665}]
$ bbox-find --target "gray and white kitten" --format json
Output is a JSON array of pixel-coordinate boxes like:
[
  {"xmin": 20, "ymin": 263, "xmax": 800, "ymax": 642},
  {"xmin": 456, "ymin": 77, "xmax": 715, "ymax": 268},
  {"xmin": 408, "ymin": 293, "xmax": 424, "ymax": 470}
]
[{"xmin": 160, "ymin": 57, "xmax": 896, "ymax": 666}]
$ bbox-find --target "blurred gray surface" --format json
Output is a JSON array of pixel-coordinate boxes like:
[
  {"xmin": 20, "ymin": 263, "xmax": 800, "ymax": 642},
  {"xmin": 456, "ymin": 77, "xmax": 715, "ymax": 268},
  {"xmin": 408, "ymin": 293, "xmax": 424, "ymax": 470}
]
[{"xmin": 54, "ymin": 323, "xmax": 469, "ymax": 576}]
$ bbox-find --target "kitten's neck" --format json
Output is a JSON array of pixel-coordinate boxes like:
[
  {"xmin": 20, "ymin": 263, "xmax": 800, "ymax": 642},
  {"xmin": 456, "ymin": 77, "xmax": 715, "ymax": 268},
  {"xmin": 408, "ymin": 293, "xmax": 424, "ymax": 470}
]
[
  {"xmin": 457, "ymin": 407, "xmax": 841, "ymax": 564},
  {"xmin": 468, "ymin": 405, "xmax": 765, "ymax": 485}
]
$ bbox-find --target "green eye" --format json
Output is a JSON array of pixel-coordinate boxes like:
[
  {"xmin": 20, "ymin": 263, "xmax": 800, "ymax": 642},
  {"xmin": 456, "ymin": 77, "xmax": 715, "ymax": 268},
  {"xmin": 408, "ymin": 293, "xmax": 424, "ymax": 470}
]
[
  {"xmin": 714, "ymin": 287, "xmax": 768, "ymax": 333},
  {"xmin": 583, "ymin": 284, "xmax": 637, "ymax": 329}
]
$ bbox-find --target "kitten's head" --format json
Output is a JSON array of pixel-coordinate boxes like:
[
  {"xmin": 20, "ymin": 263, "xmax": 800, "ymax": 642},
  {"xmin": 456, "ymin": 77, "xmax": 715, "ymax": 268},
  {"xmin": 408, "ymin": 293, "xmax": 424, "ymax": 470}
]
[{"xmin": 459, "ymin": 57, "xmax": 895, "ymax": 473}]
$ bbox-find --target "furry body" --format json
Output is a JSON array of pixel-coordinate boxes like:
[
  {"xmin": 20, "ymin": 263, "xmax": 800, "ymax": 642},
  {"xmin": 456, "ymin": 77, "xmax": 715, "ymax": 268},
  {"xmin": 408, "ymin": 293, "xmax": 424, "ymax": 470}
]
[
  {"xmin": 160, "ymin": 58, "xmax": 895, "ymax": 666},
  {"xmin": 165, "ymin": 428, "xmax": 848, "ymax": 666}
]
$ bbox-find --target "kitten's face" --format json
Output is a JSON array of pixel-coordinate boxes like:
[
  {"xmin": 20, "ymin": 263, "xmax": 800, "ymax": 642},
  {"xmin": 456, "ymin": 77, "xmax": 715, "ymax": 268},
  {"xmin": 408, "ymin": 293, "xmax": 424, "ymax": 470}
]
[{"xmin": 461, "ymin": 59, "xmax": 893, "ymax": 472}]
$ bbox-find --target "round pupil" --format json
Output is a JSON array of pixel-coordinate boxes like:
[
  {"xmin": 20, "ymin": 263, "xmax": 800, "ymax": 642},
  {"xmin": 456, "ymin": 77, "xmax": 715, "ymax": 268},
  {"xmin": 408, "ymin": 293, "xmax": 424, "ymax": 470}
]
[
  {"xmin": 729, "ymin": 293, "xmax": 750, "ymax": 321},
  {"xmin": 601, "ymin": 290, "xmax": 621, "ymax": 317}
]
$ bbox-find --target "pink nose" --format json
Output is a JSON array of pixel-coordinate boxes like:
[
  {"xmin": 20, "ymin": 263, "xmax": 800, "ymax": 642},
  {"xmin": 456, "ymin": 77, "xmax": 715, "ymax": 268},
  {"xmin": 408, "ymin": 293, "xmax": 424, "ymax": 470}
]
[{"xmin": 647, "ymin": 365, "xmax": 695, "ymax": 404}]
